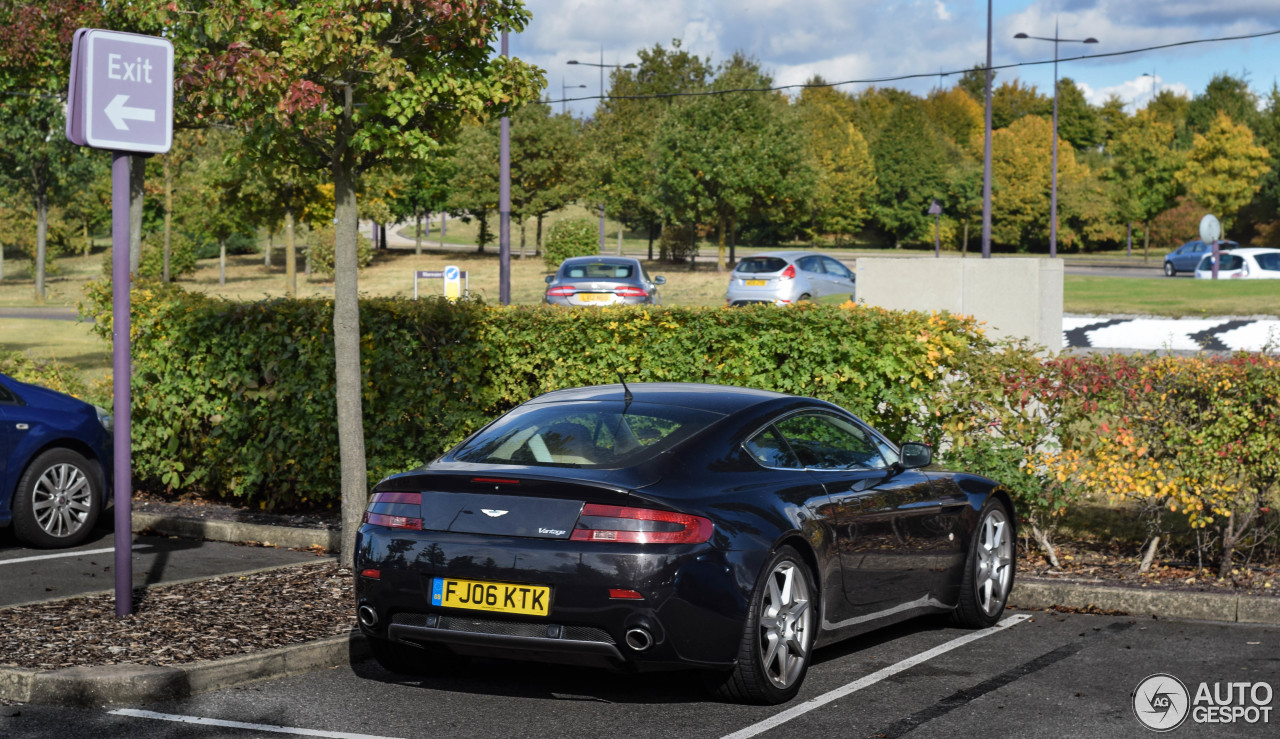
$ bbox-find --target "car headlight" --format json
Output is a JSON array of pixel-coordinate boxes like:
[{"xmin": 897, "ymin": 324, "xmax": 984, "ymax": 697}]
[{"xmin": 95, "ymin": 405, "xmax": 113, "ymax": 432}]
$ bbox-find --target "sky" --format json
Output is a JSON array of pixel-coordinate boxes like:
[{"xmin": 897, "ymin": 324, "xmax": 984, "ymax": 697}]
[{"xmin": 509, "ymin": 0, "xmax": 1280, "ymax": 118}]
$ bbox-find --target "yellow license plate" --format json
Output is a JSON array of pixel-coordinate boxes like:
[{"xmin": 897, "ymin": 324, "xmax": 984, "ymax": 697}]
[
  {"xmin": 744, "ymin": 279, "xmax": 767, "ymax": 286},
  {"xmin": 431, "ymin": 577, "xmax": 551, "ymax": 616},
  {"xmin": 578, "ymin": 293, "xmax": 612, "ymax": 303}
]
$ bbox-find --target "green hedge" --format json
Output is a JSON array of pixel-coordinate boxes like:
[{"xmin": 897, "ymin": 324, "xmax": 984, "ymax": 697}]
[{"xmin": 84, "ymin": 280, "xmax": 992, "ymax": 508}]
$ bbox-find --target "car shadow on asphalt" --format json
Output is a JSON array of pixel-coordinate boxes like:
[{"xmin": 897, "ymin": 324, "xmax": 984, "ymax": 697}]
[{"xmin": 346, "ymin": 614, "xmax": 960, "ymax": 705}]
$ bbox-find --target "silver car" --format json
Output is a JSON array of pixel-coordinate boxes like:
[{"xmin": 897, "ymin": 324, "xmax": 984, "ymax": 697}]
[
  {"xmin": 544, "ymin": 256, "xmax": 665, "ymax": 306},
  {"xmin": 725, "ymin": 251, "xmax": 856, "ymax": 306}
]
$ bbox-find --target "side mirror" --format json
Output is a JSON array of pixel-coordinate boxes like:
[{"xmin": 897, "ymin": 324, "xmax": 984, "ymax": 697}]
[
  {"xmin": 653, "ymin": 276, "xmax": 666, "ymax": 285},
  {"xmin": 544, "ymin": 274, "xmax": 555, "ymax": 284},
  {"xmin": 900, "ymin": 442, "xmax": 932, "ymax": 469}
]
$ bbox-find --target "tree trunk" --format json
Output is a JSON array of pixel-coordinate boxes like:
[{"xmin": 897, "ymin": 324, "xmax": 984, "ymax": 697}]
[
  {"xmin": 716, "ymin": 213, "xmax": 727, "ymax": 273},
  {"xmin": 285, "ymin": 204, "xmax": 297, "ymax": 297},
  {"xmin": 1139, "ymin": 535, "xmax": 1160, "ymax": 573},
  {"xmin": 440, "ymin": 211, "xmax": 446, "ymax": 248},
  {"xmin": 34, "ymin": 191, "xmax": 48, "ymax": 302},
  {"xmin": 1143, "ymin": 221, "xmax": 1150, "ymax": 263},
  {"xmin": 83, "ymin": 221, "xmax": 91, "ymax": 257},
  {"xmin": 219, "ymin": 239, "xmax": 226, "ymax": 286},
  {"xmin": 265, "ymin": 227, "xmax": 274, "ymax": 267},
  {"xmin": 333, "ymin": 87, "xmax": 369, "ymax": 567},
  {"xmin": 163, "ymin": 156, "xmax": 173, "ymax": 282},
  {"xmin": 1030, "ymin": 522, "xmax": 1061, "ymax": 569},
  {"xmin": 648, "ymin": 220, "xmax": 655, "ymax": 261},
  {"xmin": 414, "ymin": 211, "xmax": 423, "ymax": 256},
  {"xmin": 536, "ymin": 214, "xmax": 544, "ymax": 256},
  {"xmin": 129, "ymin": 155, "xmax": 144, "ymax": 275},
  {"xmin": 519, "ymin": 218, "xmax": 526, "ymax": 259},
  {"xmin": 962, "ymin": 220, "xmax": 969, "ymax": 257},
  {"xmin": 729, "ymin": 217, "xmax": 737, "ymax": 267}
]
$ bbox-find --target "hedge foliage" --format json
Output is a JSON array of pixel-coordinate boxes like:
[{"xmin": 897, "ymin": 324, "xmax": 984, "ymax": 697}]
[
  {"xmin": 82, "ymin": 280, "xmax": 990, "ymax": 508},
  {"xmin": 79, "ymin": 281, "xmax": 1280, "ymax": 573},
  {"xmin": 541, "ymin": 217, "xmax": 599, "ymax": 269}
]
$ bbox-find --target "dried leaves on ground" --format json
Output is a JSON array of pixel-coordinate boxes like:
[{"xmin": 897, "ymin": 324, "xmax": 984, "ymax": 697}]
[{"xmin": 0, "ymin": 562, "xmax": 353, "ymax": 670}]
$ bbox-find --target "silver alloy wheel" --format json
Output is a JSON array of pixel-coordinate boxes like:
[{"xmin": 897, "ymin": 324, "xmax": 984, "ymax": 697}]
[
  {"xmin": 975, "ymin": 507, "xmax": 1013, "ymax": 616},
  {"xmin": 757, "ymin": 560, "xmax": 812, "ymax": 689},
  {"xmin": 31, "ymin": 463, "xmax": 93, "ymax": 538}
]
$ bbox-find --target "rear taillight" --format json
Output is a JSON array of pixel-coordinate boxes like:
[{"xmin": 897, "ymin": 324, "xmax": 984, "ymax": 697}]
[
  {"xmin": 363, "ymin": 491, "xmax": 423, "ymax": 530},
  {"xmin": 614, "ymin": 286, "xmax": 647, "ymax": 297},
  {"xmin": 546, "ymin": 286, "xmax": 575, "ymax": 296},
  {"xmin": 780, "ymin": 264, "xmax": 796, "ymax": 280},
  {"xmin": 571, "ymin": 504, "xmax": 713, "ymax": 544}
]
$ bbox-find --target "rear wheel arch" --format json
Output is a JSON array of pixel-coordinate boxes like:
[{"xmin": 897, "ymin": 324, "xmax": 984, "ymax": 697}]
[{"xmin": 772, "ymin": 534, "xmax": 822, "ymax": 605}]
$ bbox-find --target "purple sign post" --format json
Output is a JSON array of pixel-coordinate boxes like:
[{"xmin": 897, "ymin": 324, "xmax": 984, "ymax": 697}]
[{"xmin": 67, "ymin": 29, "xmax": 173, "ymax": 618}]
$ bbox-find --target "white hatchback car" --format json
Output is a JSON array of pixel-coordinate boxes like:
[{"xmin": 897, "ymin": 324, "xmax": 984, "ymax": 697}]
[
  {"xmin": 1193, "ymin": 248, "xmax": 1280, "ymax": 279},
  {"xmin": 725, "ymin": 251, "xmax": 856, "ymax": 306}
]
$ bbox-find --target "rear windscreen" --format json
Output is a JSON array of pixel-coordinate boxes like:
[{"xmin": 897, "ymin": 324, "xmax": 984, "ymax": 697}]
[
  {"xmin": 1200, "ymin": 255, "xmax": 1245, "ymax": 270},
  {"xmin": 450, "ymin": 400, "xmax": 722, "ymax": 468},
  {"xmin": 562, "ymin": 262, "xmax": 634, "ymax": 280},
  {"xmin": 736, "ymin": 257, "xmax": 788, "ymax": 274}
]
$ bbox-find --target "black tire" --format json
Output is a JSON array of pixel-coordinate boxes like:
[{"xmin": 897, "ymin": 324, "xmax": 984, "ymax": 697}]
[
  {"xmin": 11, "ymin": 448, "xmax": 102, "ymax": 549},
  {"xmin": 705, "ymin": 546, "xmax": 816, "ymax": 704},
  {"xmin": 1164, "ymin": 262, "xmax": 1176, "ymax": 277},
  {"xmin": 368, "ymin": 636, "xmax": 467, "ymax": 676},
  {"xmin": 797, "ymin": 293, "xmax": 812, "ymax": 303},
  {"xmin": 952, "ymin": 498, "xmax": 1015, "ymax": 628}
]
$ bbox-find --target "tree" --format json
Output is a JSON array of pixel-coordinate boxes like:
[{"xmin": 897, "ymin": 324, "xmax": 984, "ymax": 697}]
[
  {"xmin": 924, "ymin": 86, "xmax": 984, "ymax": 156},
  {"xmin": 388, "ymin": 154, "xmax": 454, "ymax": 256},
  {"xmin": 1095, "ymin": 94, "xmax": 1128, "ymax": 151},
  {"xmin": 957, "ymin": 63, "xmax": 994, "ymax": 102},
  {"xmin": 992, "ymin": 80, "xmax": 1050, "ymax": 130},
  {"xmin": 446, "ymin": 121, "xmax": 499, "ymax": 253},
  {"xmin": 1109, "ymin": 114, "xmax": 1184, "ymax": 260},
  {"xmin": 653, "ymin": 54, "xmax": 812, "ymax": 270},
  {"xmin": 990, "ymin": 115, "xmax": 1088, "ymax": 250},
  {"xmin": 1146, "ymin": 89, "xmax": 1193, "ymax": 148},
  {"xmin": 1176, "ymin": 112, "xmax": 1271, "ymax": 235},
  {"xmin": 0, "ymin": 1, "xmax": 105, "ymax": 300},
  {"xmin": 1187, "ymin": 72, "xmax": 1260, "ymax": 137},
  {"xmin": 584, "ymin": 40, "xmax": 712, "ymax": 256},
  {"xmin": 867, "ymin": 99, "xmax": 948, "ymax": 246},
  {"xmin": 509, "ymin": 104, "xmax": 583, "ymax": 256},
  {"xmin": 796, "ymin": 98, "xmax": 876, "ymax": 244},
  {"xmin": 131, "ymin": 0, "xmax": 544, "ymax": 562},
  {"xmin": 1054, "ymin": 78, "xmax": 1103, "ymax": 151}
]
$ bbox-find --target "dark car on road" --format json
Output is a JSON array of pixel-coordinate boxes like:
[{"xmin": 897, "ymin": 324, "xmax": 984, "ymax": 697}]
[
  {"xmin": 0, "ymin": 373, "xmax": 112, "ymax": 548},
  {"xmin": 1164, "ymin": 239, "xmax": 1238, "ymax": 276},
  {"xmin": 544, "ymin": 256, "xmax": 665, "ymax": 306},
  {"xmin": 354, "ymin": 383, "xmax": 1015, "ymax": 704}
]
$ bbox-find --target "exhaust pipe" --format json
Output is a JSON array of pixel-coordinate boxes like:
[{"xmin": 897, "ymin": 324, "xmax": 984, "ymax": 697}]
[
  {"xmin": 625, "ymin": 628, "xmax": 653, "ymax": 652},
  {"xmin": 357, "ymin": 604, "xmax": 379, "ymax": 628}
]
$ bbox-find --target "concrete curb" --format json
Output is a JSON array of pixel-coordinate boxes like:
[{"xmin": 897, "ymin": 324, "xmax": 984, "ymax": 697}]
[
  {"xmin": 0, "ymin": 632, "xmax": 367, "ymax": 706},
  {"xmin": 132, "ymin": 512, "xmax": 338, "ymax": 552},
  {"xmin": 1008, "ymin": 578, "xmax": 1280, "ymax": 624}
]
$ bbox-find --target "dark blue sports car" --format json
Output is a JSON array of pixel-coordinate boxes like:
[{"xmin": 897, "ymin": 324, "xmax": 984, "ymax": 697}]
[
  {"xmin": 0, "ymin": 372, "xmax": 112, "ymax": 548},
  {"xmin": 354, "ymin": 383, "xmax": 1015, "ymax": 704}
]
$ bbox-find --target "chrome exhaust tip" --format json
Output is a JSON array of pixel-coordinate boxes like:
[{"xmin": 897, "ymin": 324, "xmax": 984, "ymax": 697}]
[
  {"xmin": 625, "ymin": 628, "xmax": 653, "ymax": 652},
  {"xmin": 357, "ymin": 604, "xmax": 379, "ymax": 628}
]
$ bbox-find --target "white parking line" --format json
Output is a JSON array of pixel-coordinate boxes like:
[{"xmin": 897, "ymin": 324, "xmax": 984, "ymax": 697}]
[
  {"xmin": 720, "ymin": 613, "xmax": 1032, "ymax": 739},
  {"xmin": 0, "ymin": 544, "xmax": 150, "ymax": 566},
  {"xmin": 108, "ymin": 709, "xmax": 404, "ymax": 739}
]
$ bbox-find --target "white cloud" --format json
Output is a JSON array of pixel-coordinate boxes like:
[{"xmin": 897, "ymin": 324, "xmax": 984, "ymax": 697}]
[{"xmin": 1078, "ymin": 75, "xmax": 1192, "ymax": 112}]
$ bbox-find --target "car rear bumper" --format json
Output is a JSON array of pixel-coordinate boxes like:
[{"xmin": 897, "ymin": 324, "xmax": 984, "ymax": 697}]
[{"xmin": 354, "ymin": 525, "xmax": 751, "ymax": 671}]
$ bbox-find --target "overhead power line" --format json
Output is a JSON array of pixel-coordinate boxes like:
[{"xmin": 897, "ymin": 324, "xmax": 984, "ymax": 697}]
[{"xmin": 551, "ymin": 27, "xmax": 1280, "ymax": 107}]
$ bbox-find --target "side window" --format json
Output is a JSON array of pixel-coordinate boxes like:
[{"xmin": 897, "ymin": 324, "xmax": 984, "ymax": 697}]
[
  {"xmin": 774, "ymin": 413, "xmax": 887, "ymax": 470},
  {"xmin": 744, "ymin": 426, "xmax": 801, "ymax": 469},
  {"xmin": 796, "ymin": 256, "xmax": 824, "ymax": 273},
  {"xmin": 821, "ymin": 257, "xmax": 852, "ymax": 279},
  {"xmin": 0, "ymin": 382, "xmax": 15, "ymax": 404}
]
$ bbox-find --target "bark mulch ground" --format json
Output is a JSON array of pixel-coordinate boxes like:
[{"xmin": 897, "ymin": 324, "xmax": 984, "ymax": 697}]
[{"xmin": 0, "ymin": 562, "xmax": 354, "ymax": 670}]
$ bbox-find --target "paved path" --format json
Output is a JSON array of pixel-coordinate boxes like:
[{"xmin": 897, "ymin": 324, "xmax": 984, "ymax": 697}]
[{"xmin": 1063, "ymin": 314, "xmax": 1280, "ymax": 352}]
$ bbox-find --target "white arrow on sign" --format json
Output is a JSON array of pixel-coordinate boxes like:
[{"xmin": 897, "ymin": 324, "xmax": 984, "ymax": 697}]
[{"xmin": 104, "ymin": 94, "xmax": 156, "ymax": 131}]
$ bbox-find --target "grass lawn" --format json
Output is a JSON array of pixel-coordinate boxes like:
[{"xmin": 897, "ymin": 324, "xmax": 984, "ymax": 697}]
[{"xmin": 1064, "ymin": 275, "xmax": 1280, "ymax": 317}]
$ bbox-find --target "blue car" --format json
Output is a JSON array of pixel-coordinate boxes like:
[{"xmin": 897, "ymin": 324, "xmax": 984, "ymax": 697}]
[
  {"xmin": 0, "ymin": 373, "xmax": 112, "ymax": 548},
  {"xmin": 1164, "ymin": 240, "xmax": 1238, "ymax": 276}
]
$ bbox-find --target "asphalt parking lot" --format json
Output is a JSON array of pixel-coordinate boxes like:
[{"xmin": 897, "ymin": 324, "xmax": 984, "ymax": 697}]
[
  {"xmin": 3, "ymin": 610, "xmax": 1275, "ymax": 738},
  {"xmin": 0, "ymin": 520, "xmax": 328, "ymax": 608}
]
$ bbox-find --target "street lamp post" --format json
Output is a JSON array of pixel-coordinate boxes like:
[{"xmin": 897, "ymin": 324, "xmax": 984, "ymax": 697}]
[
  {"xmin": 567, "ymin": 52, "xmax": 637, "ymax": 251},
  {"xmin": 560, "ymin": 78, "xmax": 586, "ymax": 115},
  {"xmin": 1014, "ymin": 23, "xmax": 1097, "ymax": 259},
  {"xmin": 981, "ymin": 0, "xmax": 992, "ymax": 259}
]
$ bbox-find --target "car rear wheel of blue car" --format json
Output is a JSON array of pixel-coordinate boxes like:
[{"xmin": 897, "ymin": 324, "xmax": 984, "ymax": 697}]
[{"xmin": 11, "ymin": 448, "xmax": 102, "ymax": 548}]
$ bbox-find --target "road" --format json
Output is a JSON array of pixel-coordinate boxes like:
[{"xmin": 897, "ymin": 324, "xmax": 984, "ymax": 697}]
[{"xmin": 3, "ymin": 610, "xmax": 1276, "ymax": 738}]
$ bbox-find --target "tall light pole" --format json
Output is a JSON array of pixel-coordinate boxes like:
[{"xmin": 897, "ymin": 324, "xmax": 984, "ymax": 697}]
[
  {"xmin": 1141, "ymin": 71, "xmax": 1157, "ymax": 109},
  {"xmin": 499, "ymin": 29, "xmax": 511, "ymax": 304},
  {"xmin": 566, "ymin": 52, "xmax": 637, "ymax": 250},
  {"xmin": 560, "ymin": 78, "xmax": 586, "ymax": 115},
  {"xmin": 1015, "ymin": 23, "xmax": 1097, "ymax": 259},
  {"xmin": 981, "ymin": 0, "xmax": 993, "ymax": 259}
]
